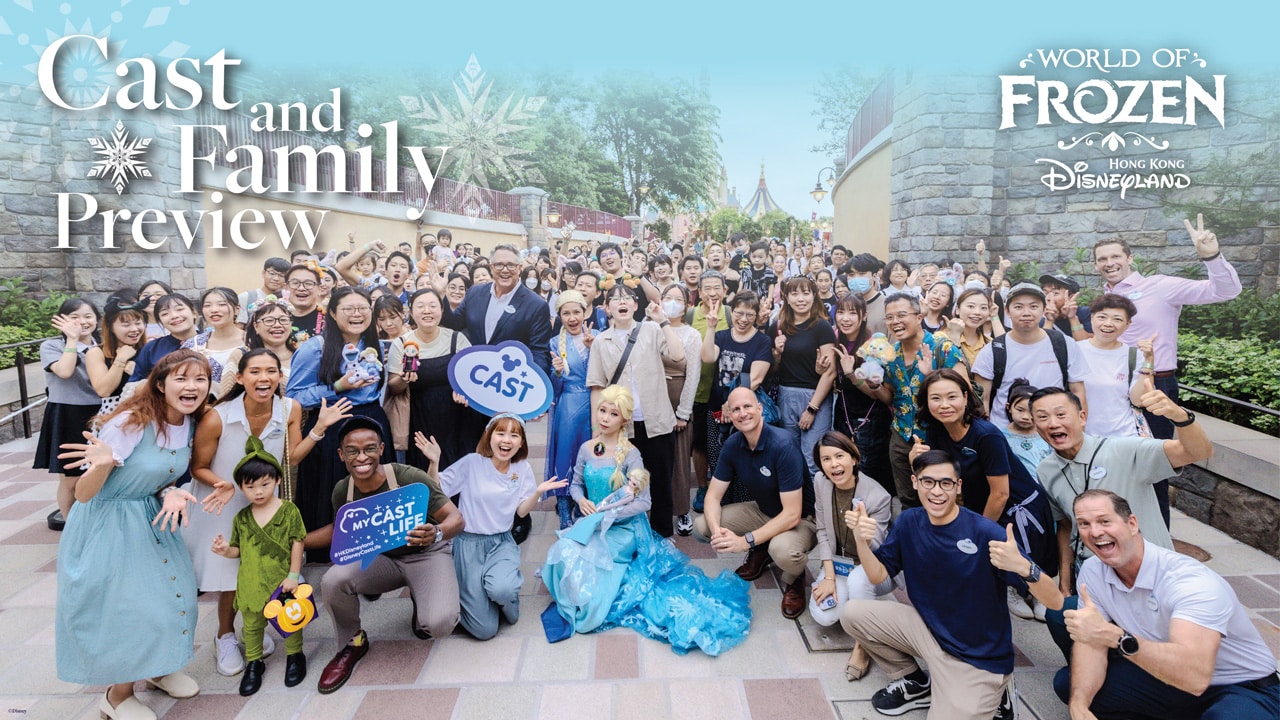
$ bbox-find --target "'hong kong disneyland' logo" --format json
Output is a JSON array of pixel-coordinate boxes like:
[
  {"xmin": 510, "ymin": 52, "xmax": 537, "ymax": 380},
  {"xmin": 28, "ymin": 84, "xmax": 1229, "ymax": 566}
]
[{"xmin": 448, "ymin": 341, "xmax": 554, "ymax": 419}]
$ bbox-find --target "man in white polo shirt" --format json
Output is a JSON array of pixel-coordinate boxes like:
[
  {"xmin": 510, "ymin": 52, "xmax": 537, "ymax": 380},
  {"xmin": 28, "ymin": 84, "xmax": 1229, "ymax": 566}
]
[{"xmin": 1054, "ymin": 489, "xmax": 1277, "ymax": 720}]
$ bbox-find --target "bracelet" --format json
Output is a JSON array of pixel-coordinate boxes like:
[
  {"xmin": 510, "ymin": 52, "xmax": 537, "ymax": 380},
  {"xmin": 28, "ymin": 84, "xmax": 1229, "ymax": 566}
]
[
  {"xmin": 159, "ymin": 485, "xmax": 176, "ymax": 498},
  {"xmin": 1200, "ymin": 251, "xmax": 1221, "ymax": 262},
  {"xmin": 286, "ymin": 572, "xmax": 301, "ymax": 581},
  {"xmin": 1141, "ymin": 362, "xmax": 1154, "ymax": 370},
  {"xmin": 659, "ymin": 320, "xmax": 671, "ymax": 328},
  {"xmin": 63, "ymin": 347, "xmax": 78, "ymax": 354},
  {"xmin": 308, "ymin": 429, "xmax": 326, "ymax": 442}
]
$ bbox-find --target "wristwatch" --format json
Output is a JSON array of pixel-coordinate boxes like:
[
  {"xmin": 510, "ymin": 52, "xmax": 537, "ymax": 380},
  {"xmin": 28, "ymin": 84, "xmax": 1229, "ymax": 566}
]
[
  {"xmin": 1021, "ymin": 560, "xmax": 1042, "ymax": 584},
  {"xmin": 1117, "ymin": 629, "xmax": 1140, "ymax": 656},
  {"xmin": 745, "ymin": 531, "xmax": 756, "ymax": 550},
  {"xmin": 1171, "ymin": 409, "xmax": 1197, "ymax": 427}
]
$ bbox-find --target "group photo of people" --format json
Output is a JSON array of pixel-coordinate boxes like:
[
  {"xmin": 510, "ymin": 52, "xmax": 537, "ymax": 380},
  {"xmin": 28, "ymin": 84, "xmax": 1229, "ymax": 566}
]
[{"xmin": 38, "ymin": 218, "xmax": 1279, "ymax": 720}]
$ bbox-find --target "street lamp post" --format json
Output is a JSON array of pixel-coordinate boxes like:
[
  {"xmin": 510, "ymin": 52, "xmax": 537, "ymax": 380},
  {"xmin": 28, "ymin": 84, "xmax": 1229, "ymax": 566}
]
[{"xmin": 809, "ymin": 166, "xmax": 838, "ymax": 204}]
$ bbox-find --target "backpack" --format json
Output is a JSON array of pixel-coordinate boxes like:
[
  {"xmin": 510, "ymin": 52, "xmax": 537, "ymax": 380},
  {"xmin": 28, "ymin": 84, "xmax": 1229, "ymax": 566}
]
[{"xmin": 987, "ymin": 328, "xmax": 1070, "ymax": 411}]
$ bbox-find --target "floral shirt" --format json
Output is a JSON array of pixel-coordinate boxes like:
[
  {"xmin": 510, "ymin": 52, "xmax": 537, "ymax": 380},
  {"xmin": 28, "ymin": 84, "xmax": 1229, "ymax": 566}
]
[{"xmin": 886, "ymin": 332, "xmax": 964, "ymax": 441}]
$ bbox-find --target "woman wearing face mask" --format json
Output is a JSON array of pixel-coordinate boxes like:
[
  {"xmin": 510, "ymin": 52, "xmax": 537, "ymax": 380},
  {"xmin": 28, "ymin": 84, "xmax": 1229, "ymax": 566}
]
[
  {"xmin": 519, "ymin": 266, "xmax": 540, "ymax": 297},
  {"xmin": 546, "ymin": 290, "xmax": 598, "ymax": 529},
  {"xmin": 539, "ymin": 268, "xmax": 559, "ymax": 310},
  {"xmin": 768, "ymin": 277, "xmax": 838, "ymax": 477},
  {"xmin": 659, "ymin": 284, "xmax": 703, "ymax": 536}
]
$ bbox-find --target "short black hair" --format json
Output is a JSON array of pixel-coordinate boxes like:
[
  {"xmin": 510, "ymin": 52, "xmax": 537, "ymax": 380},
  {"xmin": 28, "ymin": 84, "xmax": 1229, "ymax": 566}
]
[
  {"xmin": 1088, "ymin": 293, "xmax": 1137, "ymax": 319},
  {"xmin": 1028, "ymin": 386, "xmax": 1083, "ymax": 411},
  {"xmin": 911, "ymin": 449, "xmax": 960, "ymax": 477},
  {"xmin": 264, "ymin": 257, "xmax": 291, "ymax": 273}
]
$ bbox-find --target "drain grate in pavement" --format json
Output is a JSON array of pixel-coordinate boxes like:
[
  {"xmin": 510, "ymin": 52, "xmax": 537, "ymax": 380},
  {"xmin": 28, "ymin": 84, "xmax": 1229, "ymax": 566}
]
[{"xmin": 1174, "ymin": 539, "xmax": 1212, "ymax": 562}]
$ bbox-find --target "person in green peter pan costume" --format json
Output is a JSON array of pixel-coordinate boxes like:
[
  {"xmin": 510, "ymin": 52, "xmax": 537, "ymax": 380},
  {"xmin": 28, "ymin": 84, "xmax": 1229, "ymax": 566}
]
[{"xmin": 211, "ymin": 437, "xmax": 307, "ymax": 696}]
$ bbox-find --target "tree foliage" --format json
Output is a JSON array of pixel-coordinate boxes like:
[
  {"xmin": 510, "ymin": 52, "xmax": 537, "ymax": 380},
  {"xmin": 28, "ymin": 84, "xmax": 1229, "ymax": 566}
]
[
  {"xmin": 591, "ymin": 75, "xmax": 722, "ymax": 215},
  {"xmin": 809, "ymin": 68, "xmax": 879, "ymax": 160}
]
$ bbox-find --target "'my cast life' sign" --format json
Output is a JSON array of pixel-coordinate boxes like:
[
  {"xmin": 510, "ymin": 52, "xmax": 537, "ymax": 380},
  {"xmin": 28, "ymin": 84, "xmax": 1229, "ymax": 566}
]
[{"xmin": 331, "ymin": 484, "xmax": 431, "ymax": 569}]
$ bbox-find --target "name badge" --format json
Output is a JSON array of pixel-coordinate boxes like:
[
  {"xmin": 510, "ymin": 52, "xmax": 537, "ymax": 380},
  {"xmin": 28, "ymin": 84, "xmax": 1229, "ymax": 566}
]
[
  {"xmin": 832, "ymin": 557, "xmax": 856, "ymax": 577},
  {"xmin": 760, "ymin": 466, "xmax": 772, "ymax": 477},
  {"xmin": 504, "ymin": 305, "xmax": 516, "ymax": 314},
  {"xmin": 1128, "ymin": 291, "xmax": 1143, "ymax": 300},
  {"xmin": 1090, "ymin": 466, "xmax": 1108, "ymax": 480},
  {"xmin": 956, "ymin": 538, "xmax": 978, "ymax": 555},
  {"xmin": 961, "ymin": 447, "xmax": 978, "ymax": 457}
]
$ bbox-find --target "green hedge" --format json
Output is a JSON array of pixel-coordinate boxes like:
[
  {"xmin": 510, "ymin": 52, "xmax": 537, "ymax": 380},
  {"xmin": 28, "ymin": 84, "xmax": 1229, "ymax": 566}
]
[
  {"xmin": 0, "ymin": 327, "xmax": 53, "ymax": 371},
  {"xmin": 1179, "ymin": 289, "xmax": 1280, "ymax": 342},
  {"xmin": 1177, "ymin": 330, "xmax": 1280, "ymax": 436}
]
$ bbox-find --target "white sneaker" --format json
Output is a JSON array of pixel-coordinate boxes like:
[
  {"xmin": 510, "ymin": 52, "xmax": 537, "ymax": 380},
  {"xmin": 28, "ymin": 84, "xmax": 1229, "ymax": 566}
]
[
  {"xmin": 1007, "ymin": 587, "xmax": 1035, "ymax": 620},
  {"xmin": 261, "ymin": 631, "xmax": 276, "ymax": 657},
  {"xmin": 215, "ymin": 633, "xmax": 244, "ymax": 676},
  {"xmin": 1030, "ymin": 596, "xmax": 1048, "ymax": 623}
]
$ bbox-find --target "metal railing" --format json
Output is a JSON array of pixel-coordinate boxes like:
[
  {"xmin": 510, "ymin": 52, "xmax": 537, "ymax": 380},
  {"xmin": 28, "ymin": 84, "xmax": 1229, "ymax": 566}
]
[
  {"xmin": 547, "ymin": 201, "xmax": 633, "ymax": 238},
  {"xmin": 0, "ymin": 336, "xmax": 53, "ymax": 439},
  {"xmin": 845, "ymin": 74, "xmax": 895, "ymax": 168},
  {"xmin": 1179, "ymin": 383, "xmax": 1280, "ymax": 418}
]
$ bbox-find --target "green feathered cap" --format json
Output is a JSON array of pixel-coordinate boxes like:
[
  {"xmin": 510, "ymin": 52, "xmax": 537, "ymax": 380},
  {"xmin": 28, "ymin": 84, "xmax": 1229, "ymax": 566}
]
[{"xmin": 233, "ymin": 435, "xmax": 282, "ymax": 479}]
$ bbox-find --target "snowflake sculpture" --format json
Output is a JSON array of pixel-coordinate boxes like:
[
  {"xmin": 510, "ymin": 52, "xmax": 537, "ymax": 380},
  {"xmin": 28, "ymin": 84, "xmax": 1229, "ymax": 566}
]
[
  {"xmin": 87, "ymin": 120, "xmax": 151, "ymax": 194},
  {"xmin": 399, "ymin": 54, "xmax": 546, "ymax": 192}
]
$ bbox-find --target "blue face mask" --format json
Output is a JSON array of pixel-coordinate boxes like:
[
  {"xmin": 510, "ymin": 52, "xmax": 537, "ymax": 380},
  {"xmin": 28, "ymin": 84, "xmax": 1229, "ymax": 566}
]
[{"xmin": 847, "ymin": 277, "xmax": 871, "ymax": 294}]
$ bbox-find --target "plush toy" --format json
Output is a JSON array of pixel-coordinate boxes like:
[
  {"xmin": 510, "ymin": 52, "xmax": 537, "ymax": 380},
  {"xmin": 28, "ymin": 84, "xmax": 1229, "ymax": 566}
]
[
  {"xmin": 264, "ymin": 583, "xmax": 316, "ymax": 637},
  {"xmin": 856, "ymin": 332, "xmax": 896, "ymax": 385},
  {"xmin": 342, "ymin": 344, "xmax": 383, "ymax": 383},
  {"xmin": 403, "ymin": 340, "xmax": 420, "ymax": 373},
  {"xmin": 937, "ymin": 262, "xmax": 965, "ymax": 287}
]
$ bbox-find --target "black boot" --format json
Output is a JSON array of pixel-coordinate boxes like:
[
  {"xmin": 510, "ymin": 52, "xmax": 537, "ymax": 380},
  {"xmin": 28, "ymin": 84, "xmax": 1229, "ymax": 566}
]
[
  {"xmin": 284, "ymin": 652, "xmax": 307, "ymax": 687},
  {"xmin": 512, "ymin": 512, "xmax": 532, "ymax": 545},
  {"xmin": 239, "ymin": 659, "xmax": 265, "ymax": 696}
]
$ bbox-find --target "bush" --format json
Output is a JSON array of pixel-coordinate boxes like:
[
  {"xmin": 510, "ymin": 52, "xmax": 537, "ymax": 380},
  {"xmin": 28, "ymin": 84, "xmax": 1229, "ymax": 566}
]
[
  {"xmin": 0, "ymin": 326, "xmax": 54, "ymax": 371},
  {"xmin": 0, "ymin": 278, "xmax": 70, "ymax": 335},
  {"xmin": 1176, "ymin": 330, "xmax": 1280, "ymax": 436},
  {"xmin": 1179, "ymin": 289, "xmax": 1280, "ymax": 342}
]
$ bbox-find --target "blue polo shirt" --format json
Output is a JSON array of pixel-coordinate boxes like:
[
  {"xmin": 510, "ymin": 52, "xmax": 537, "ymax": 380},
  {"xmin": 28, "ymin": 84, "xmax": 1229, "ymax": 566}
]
[
  {"xmin": 712, "ymin": 423, "xmax": 814, "ymax": 517},
  {"xmin": 875, "ymin": 507, "xmax": 1022, "ymax": 675}
]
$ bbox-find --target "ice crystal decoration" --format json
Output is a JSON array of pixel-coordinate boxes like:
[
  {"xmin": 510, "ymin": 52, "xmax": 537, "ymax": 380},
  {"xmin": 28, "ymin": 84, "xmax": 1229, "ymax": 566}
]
[
  {"xmin": 399, "ymin": 54, "xmax": 545, "ymax": 191},
  {"xmin": 87, "ymin": 120, "xmax": 151, "ymax": 194}
]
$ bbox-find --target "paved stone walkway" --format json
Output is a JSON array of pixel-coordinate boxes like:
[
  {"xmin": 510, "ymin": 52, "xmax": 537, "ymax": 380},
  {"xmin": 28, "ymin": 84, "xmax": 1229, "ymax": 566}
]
[{"xmin": 0, "ymin": 421, "xmax": 1276, "ymax": 720}]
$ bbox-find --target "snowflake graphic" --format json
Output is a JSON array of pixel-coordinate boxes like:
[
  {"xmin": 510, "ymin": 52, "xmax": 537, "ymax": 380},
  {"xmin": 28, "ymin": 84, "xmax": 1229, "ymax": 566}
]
[
  {"xmin": 399, "ymin": 54, "xmax": 545, "ymax": 195},
  {"xmin": 87, "ymin": 120, "xmax": 151, "ymax": 194}
]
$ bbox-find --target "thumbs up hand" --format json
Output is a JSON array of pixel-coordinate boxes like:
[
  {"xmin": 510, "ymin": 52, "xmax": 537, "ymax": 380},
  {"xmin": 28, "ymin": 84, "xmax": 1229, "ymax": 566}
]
[
  {"xmin": 908, "ymin": 435, "xmax": 930, "ymax": 464},
  {"xmin": 988, "ymin": 523, "xmax": 1029, "ymax": 575},
  {"xmin": 1137, "ymin": 332, "xmax": 1157, "ymax": 363},
  {"xmin": 844, "ymin": 500, "xmax": 878, "ymax": 544},
  {"xmin": 1064, "ymin": 583, "xmax": 1118, "ymax": 648}
]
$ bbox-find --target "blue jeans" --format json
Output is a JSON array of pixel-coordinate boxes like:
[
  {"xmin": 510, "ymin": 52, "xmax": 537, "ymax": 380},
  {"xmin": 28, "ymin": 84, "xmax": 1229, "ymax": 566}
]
[
  {"xmin": 1050, "ymin": 595, "xmax": 1279, "ymax": 720},
  {"xmin": 777, "ymin": 385, "xmax": 832, "ymax": 478}
]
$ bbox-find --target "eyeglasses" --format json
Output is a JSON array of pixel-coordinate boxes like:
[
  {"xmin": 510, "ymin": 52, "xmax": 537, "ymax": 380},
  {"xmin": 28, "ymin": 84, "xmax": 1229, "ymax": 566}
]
[
  {"xmin": 336, "ymin": 305, "xmax": 372, "ymax": 316},
  {"xmin": 885, "ymin": 312, "xmax": 920, "ymax": 322},
  {"xmin": 287, "ymin": 280, "xmax": 318, "ymax": 290},
  {"xmin": 265, "ymin": 270, "xmax": 285, "ymax": 279},
  {"xmin": 491, "ymin": 262, "xmax": 519, "ymax": 271},
  {"xmin": 731, "ymin": 310, "xmax": 756, "ymax": 319},
  {"xmin": 341, "ymin": 444, "xmax": 382, "ymax": 459},
  {"xmin": 917, "ymin": 476, "xmax": 958, "ymax": 491},
  {"xmin": 256, "ymin": 316, "xmax": 290, "ymax": 328}
]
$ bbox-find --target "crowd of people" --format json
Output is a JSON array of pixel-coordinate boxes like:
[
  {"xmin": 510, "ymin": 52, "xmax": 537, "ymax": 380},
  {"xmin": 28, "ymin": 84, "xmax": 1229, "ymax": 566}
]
[{"xmin": 38, "ymin": 218, "xmax": 1277, "ymax": 720}]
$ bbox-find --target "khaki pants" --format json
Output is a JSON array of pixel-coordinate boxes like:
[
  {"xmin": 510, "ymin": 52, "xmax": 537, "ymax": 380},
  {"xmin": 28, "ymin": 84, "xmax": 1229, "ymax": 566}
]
[
  {"xmin": 321, "ymin": 540, "xmax": 459, "ymax": 643},
  {"xmin": 841, "ymin": 600, "xmax": 1008, "ymax": 720},
  {"xmin": 692, "ymin": 501, "xmax": 817, "ymax": 584},
  {"xmin": 889, "ymin": 432, "xmax": 920, "ymax": 508}
]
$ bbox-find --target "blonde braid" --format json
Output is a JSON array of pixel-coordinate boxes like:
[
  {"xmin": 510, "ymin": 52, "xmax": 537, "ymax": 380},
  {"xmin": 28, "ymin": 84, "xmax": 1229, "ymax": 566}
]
[{"xmin": 610, "ymin": 435, "xmax": 631, "ymax": 490}]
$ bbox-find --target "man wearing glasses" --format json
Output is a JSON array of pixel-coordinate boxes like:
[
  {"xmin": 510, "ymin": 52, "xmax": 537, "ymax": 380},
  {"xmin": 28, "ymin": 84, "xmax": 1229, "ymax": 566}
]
[
  {"xmin": 312, "ymin": 417, "xmax": 464, "ymax": 694},
  {"xmin": 236, "ymin": 257, "xmax": 291, "ymax": 324},
  {"xmin": 841, "ymin": 449, "xmax": 1064, "ymax": 719},
  {"xmin": 283, "ymin": 263, "xmax": 326, "ymax": 338}
]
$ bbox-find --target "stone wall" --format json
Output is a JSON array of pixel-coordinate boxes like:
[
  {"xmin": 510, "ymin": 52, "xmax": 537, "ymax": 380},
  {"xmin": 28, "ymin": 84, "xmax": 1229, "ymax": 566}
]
[
  {"xmin": 1172, "ymin": 465, "xmax": 1280, "ymax": 558},
  {"xmin": 888, "ymin": 71, "xmax": 1278, "ymax": 293},
  {"xmin": 0, "ymin": 88, "xmax": 207, "ymax": 306}
]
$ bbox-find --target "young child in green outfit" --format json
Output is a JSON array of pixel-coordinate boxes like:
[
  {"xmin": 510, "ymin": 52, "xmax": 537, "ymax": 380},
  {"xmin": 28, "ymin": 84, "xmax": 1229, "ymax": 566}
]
[{"xmin": 212, "ymin": 438, "xmax": 307, "ymax": 696}]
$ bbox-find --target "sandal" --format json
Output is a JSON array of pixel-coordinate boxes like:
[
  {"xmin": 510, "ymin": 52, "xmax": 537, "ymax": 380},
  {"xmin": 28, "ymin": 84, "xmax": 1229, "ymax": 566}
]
[{"xmin": 845, "ymin": 642, "xmax": 871, "ymax": 681}]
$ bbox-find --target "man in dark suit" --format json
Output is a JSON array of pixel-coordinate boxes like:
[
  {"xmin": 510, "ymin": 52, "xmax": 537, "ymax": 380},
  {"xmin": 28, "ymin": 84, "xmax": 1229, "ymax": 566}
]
[{"xmin": 440, "ymin": 243, "xmax": 553, "ymax": 542}]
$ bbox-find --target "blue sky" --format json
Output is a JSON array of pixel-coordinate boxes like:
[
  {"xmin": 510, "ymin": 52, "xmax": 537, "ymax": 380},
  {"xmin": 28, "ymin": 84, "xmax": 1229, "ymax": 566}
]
[{"xmin": 1, "ymin": 0, "xmax": 1270, "ymax": 221}]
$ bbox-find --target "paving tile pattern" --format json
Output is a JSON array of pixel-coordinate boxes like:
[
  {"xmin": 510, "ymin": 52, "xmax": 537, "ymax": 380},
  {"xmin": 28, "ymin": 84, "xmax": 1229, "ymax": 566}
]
[{"xmin": 0, "ymin": 428, "xmax": 1276, "ymax": 719}]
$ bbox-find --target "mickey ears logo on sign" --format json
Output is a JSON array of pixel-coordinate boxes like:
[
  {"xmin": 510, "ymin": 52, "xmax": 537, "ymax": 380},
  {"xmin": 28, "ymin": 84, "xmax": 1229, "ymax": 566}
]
[{"xmin": 448, "ymin": 340, "xmax": 553, "ymax": 419}]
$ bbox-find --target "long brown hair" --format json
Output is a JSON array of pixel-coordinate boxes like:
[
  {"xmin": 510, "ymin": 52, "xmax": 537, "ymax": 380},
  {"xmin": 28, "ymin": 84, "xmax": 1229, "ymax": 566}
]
[
  {"xmin": 98, "ymin": 349, "xmax": 210, "ymax": 441},
  {"xmin": 777, "ymin": 276, "xmax": 822, "ymax": 336}
]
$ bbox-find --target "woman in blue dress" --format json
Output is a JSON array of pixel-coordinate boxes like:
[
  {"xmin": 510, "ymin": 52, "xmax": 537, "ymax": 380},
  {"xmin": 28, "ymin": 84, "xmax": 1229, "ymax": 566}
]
[
  {"xmin": 541, "ymin": 385, "xmax": 751, "ymax": 656},
  {"xmin": 56, "ymin": 349, "xmax": 210, "ymax": 720},
  {"xmin": 546, "ymin": 290, "xmax": 596, "ymax": 529}
]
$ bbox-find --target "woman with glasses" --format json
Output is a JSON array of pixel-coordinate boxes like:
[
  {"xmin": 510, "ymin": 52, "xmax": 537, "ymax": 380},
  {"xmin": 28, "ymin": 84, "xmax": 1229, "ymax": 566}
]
[
  {"xmin": 768, "ymin": 276, "xmax": 838, "ymax": 477},
  {"xmin": 911, "ymin": 368, "xmax": 1056, "ymax": 620},
  {"xmin": 283, "ymin": 264, "xmax": 326, "ymax": 341},
  {"xmin": 286, "ymin": 287, "xmax": 394, "ymax": 558},
  {"xmin": 218, "ymin": 298, "xmax": 297, "ymax": 398}
]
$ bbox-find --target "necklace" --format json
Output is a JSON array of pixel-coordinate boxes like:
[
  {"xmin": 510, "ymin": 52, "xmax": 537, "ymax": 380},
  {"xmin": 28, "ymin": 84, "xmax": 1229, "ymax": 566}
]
[{"xmin": 593, "ymin": 441, "xmax": 606, "ymax": 457}]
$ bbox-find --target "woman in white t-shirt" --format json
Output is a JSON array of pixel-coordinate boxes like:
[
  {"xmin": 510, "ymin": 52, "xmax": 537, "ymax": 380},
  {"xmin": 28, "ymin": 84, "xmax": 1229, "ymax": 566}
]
[{"xmin": 1077, "ymin": 294, "xmax": 1148, "ymax": 438}]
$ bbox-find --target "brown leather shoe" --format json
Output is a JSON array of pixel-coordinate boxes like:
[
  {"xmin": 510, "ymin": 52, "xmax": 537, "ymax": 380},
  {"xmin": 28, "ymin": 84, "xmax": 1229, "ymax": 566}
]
[
  {"xmin": 317, "ymin": 632, "xmax": 369, "ymax": 694},
  {"xmin": 781, "ymin": 576, "xmax": 807, "ymax": 619},
  {"xmin": 734, "ymin": 547, "xmax": 773, "ymax": 581}
]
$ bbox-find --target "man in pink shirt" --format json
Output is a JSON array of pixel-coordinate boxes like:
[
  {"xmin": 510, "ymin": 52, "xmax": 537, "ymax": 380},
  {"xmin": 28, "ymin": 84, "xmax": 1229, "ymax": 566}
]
[{"xmin": 1093, "ymin": 214, "xmax": 1241, "ymax": 524}]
